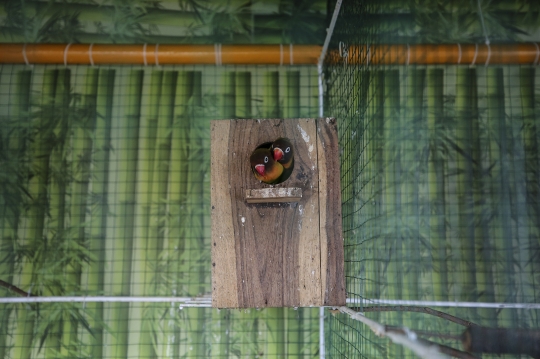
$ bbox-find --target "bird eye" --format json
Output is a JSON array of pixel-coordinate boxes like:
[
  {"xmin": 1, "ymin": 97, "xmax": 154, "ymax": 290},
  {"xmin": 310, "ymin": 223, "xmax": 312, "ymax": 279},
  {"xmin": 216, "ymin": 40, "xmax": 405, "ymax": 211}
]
[
  {"xmin": 285, "ymin": 147, "xmax": 290, "ymax": 153},
  {"xmin": 264, "ymin": 156, "xmax": 269, "ymax": 163}
]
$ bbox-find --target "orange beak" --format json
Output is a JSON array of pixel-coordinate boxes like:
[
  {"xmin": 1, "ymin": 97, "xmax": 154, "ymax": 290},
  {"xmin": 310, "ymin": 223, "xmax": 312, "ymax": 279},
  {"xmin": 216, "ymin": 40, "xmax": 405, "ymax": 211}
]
[
  {"xmin": 255, "ymin": 164, "xmax": 265, "ymax": 176},
  {"xmin": 273, "ymin": 148, "xmax": 284, "ymax": 161}
]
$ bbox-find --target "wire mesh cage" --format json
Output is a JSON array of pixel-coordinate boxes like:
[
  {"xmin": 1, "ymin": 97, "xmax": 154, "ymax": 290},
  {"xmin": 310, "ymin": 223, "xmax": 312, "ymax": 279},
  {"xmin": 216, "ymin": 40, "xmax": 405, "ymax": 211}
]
[
  {"xmin": 324, "ymin": 0, "xmax": 540, "ymax": 358},
  {"xmin": 1, "ymin": 0, "xmax": 540, "ymax": 358}
]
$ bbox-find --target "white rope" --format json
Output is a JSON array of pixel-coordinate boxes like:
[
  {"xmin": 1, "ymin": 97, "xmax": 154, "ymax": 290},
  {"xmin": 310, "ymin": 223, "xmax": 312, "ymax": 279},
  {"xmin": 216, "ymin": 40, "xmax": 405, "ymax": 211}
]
[
  {"xmin": 214, "ymin": 43, "xmax": 222, "ymax": 65},
  {"xmin": 534, "ymin": 42, "xmax": 540, "ymax": 66},
  {"xmin": 143, "ymin": 43, "xmax": 148, "ymax": 66},
  {"xmin": 22, "ymin": 43, "xmax": 30, "ymax": 66},
  {"xmin": 348, "ymin": 298, "xmax": 540, "ymax": 309},
  {"xmin": 471, "ymin": 43, "xmax": 478, "ymax": 66},
  {"xmin": 317, "ymin": 0, "xmax": 343, "ymax": 118},
  {"xmin": 485, "ymin": 42, "xmax": 491, "ymax": 66},
  {"xmin": 154, "ymin": 43, "xmax": 160, "ymax": 67},
  {"xmin": 88, "ymin": 43, "xmax": 95, "ymax": 66},
  {"xmin": 63, "ymin": 43, "xmax": 72, "ymax": 66},
  {"xmin": 457, "ymin": 43, "xmax": 462, "ymax": 64}
]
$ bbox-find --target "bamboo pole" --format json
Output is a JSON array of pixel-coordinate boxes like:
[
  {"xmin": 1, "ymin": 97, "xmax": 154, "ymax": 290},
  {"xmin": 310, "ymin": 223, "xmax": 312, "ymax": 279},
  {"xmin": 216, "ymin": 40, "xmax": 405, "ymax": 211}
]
[
  {"xmin": 0, "ymin": 44, "xmax": 320, "ymax": 65},
  {"xmin": 519, "ymin": 68, "xmax": 540, "ymax": 318},
  {"xmin": 264, "ymin": 71, "xmax": 279, "ymax": 118},
  {"xmin": 383, "ymin": 69, "xmax": 403, "ymax": 359},
  {"xmin": 106, "ymin": 69, "xmax": 143, "ymax": 359},
  {"xmin": 370, "ymin": 71, "xmax": 385, "ymax": 308},
  {"xmin": 235, "ymin": 72, "xmax": 251, "ymax": 118},
  {"xmin": 45, "ymin": 68, "xmax": 71, "ymax": 359},
  {"xmin": 185, "ymin": 72, "xmax": 206, "ymax": 358},
  {"xmin": 131, "ymin": 70, "xmax": 162, "ymax": 359},
  {"xmin": 486, "ymin": 68, "xmax": 517, "ymax": 327},
  {"xmin": 402, "ymin": 68, "xmax": 424, "ymax": 333},
  {"xmin": 2, "ymin": 43, "xmax": 540, "ymax": 65},
  {"xmin": 427, "ymin": 69, "xmax": 448, "ymax": 301},
  {"xmin": 86, "ymin": 69, "xmax": 115, "ymax": 359},
  {"xmin": 11, "ymin": 69, "xmax": 57, "ymax": 359},
  {"xmin": 507, "ymin": 67, "xmax": 535, "ymax": 327},
  {"xmin": 165, "ymin": 70, "xmax": 194, "ymax": 358}
]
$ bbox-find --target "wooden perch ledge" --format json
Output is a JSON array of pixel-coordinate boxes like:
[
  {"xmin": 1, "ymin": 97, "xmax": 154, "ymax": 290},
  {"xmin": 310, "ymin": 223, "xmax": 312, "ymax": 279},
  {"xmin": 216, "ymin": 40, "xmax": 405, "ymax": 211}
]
[{"xmin": 245, "ymin": 188, "xmax": 302, "ymax": 203}]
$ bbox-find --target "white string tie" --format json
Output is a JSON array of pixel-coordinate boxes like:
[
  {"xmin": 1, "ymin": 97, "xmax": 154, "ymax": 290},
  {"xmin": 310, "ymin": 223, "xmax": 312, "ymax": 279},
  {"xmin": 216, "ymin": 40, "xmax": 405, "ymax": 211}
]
[
  {"xmin": 214, "ymin": 43, "xmax": 222, "ymax": 65},
  {"xmin": 534, "ymin": 43, "xmax": 540, "ymax": 66},
  {"xmin": 64, "ymin": 43, "xmax": 72, "ymax": 67},
  {"xmin": 143, "ymin": 43, "xmax": 148, "ymax": 66},
  {"xmin": 22, "ymin": 43, "xmax": 30, "ymax": 66},
  {"xmin": 154, "ymin": 43, "xmax": 160, "ymax": 67},
  {"xmin": 471, "ymin": 43, "xmax": 478, "ymax": 66},
  {"xmin": 88, "ymin": 43, "xmax": 95, "ymax": 66},
  {"xmin": 457, "ymin": 43, "xmax": 462, "ymax": 64}
]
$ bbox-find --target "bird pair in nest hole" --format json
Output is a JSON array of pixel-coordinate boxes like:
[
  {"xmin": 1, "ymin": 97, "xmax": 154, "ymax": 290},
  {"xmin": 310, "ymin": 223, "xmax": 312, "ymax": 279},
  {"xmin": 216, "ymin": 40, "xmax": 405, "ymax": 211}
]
[{"xmin": 250, "ymin": 138, "xmax": 294, "ymax": 184}]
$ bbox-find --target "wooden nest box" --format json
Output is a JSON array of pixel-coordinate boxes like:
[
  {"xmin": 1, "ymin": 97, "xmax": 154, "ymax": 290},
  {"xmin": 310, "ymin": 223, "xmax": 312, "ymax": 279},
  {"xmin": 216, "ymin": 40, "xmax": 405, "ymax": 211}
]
[{"xmin": 211, "ymin": 118, "xmax": 346, "ymax": 308}]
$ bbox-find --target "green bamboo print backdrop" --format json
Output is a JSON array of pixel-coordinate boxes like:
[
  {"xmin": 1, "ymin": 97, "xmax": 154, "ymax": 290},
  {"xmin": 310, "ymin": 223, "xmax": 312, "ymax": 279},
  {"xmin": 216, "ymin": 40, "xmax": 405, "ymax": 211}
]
[
  {"xmin": 3, "ymin": 0, "xmax": 540, "ymax": 358},
  {"xmin": 0, "ymin": 64, "xmax": 320, "ymax": 358},
  {"xmin": 0, "ymin": 0, "xmax": 327, "ymax": 44},
  {"xmin": 325, "ymin": 0, "xmax": 540, "ymax": 358}
]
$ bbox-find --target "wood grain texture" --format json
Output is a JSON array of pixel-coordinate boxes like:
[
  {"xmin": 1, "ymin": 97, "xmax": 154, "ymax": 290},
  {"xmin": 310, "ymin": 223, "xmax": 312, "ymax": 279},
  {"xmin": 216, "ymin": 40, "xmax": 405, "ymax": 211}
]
[
  {"xmin": 317, "ymin": 118, "xmax": 346, "ymax": 305},
  {"xmin": 211, "ymin": 121, "xmax": 238, "ymax": 308},
  {"xmin": 211, "ymin": 118, "xmax": 345, "ymax": 308}
]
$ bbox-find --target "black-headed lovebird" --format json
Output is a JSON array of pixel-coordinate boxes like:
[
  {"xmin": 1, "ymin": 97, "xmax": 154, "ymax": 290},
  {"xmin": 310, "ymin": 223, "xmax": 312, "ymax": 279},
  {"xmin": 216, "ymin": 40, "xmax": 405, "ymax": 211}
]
[
  {"xmin": 271, "ymin": 137, "xmax": 294, "ymax": 182},
  {"xmin": 250, "ymin": 147, "xmax": 284, "ymax": 184},
  {"xmin": 271, "ymin": 137, "xmax": 294, "ymax": 169}
]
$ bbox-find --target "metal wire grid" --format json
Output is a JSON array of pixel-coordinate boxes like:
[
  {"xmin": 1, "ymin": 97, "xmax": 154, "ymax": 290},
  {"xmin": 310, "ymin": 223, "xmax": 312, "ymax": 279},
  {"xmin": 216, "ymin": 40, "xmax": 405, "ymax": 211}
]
[
  {"xmin": 324, "ymin": 0, "xmax": 540, "ymax": 358},
  {"xmin": 0, "ymin": 64, "xmax": 321, "ymax": 358}
]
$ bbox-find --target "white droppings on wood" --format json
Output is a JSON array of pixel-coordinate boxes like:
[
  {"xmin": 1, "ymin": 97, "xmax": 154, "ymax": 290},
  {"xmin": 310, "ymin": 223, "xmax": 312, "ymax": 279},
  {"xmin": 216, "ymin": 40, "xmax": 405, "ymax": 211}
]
[{"xmin": 297, "ymin": 124, "xmax": 310, "ymax": 143}]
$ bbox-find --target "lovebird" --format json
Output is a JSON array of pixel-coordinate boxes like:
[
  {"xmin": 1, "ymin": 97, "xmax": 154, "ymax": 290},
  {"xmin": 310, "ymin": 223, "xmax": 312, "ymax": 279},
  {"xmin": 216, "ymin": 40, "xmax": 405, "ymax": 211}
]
[
  {"xmin": 250, "ymin": 147, "xmax": 284, "ymax": 184},
  {"xmin": 271, "ymin": 137, "xmax": 294, "ymax": 181}
]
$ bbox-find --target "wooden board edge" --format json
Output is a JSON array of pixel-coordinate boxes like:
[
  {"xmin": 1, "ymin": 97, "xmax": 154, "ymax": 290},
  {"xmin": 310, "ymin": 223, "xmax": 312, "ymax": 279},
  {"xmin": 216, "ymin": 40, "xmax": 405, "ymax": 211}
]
[
  {"xmin": 317, "ymin": 117, "xmax": 347, "ymax": 306},
  {"xmin": 211, "ymin": 120, "xmax": 239, "ymax": 308},
  {"xmin": 296, "ymin": 118, "xmax": 323, "ymax": 306}
]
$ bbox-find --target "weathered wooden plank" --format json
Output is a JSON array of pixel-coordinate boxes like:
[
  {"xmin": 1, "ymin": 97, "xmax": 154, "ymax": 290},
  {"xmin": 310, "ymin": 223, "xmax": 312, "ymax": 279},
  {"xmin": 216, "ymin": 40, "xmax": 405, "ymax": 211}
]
[
  {"xmin": 317, "ymin": 117, "xmax": 346, "ymax": 305},
  {"xmin": 211, "ymin": 120, "xmax": 238, "ymax": 308},
  {"xmin": 295, "ymin": 119, "xmax": 322, "ymax": 307},
  {"xmin": 245, "ymin": 188, "xmax": 302, "ymax": 203},
  {"xmin": 227, "ymin": 118, "xmax": 321, "ymax": 307}
]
